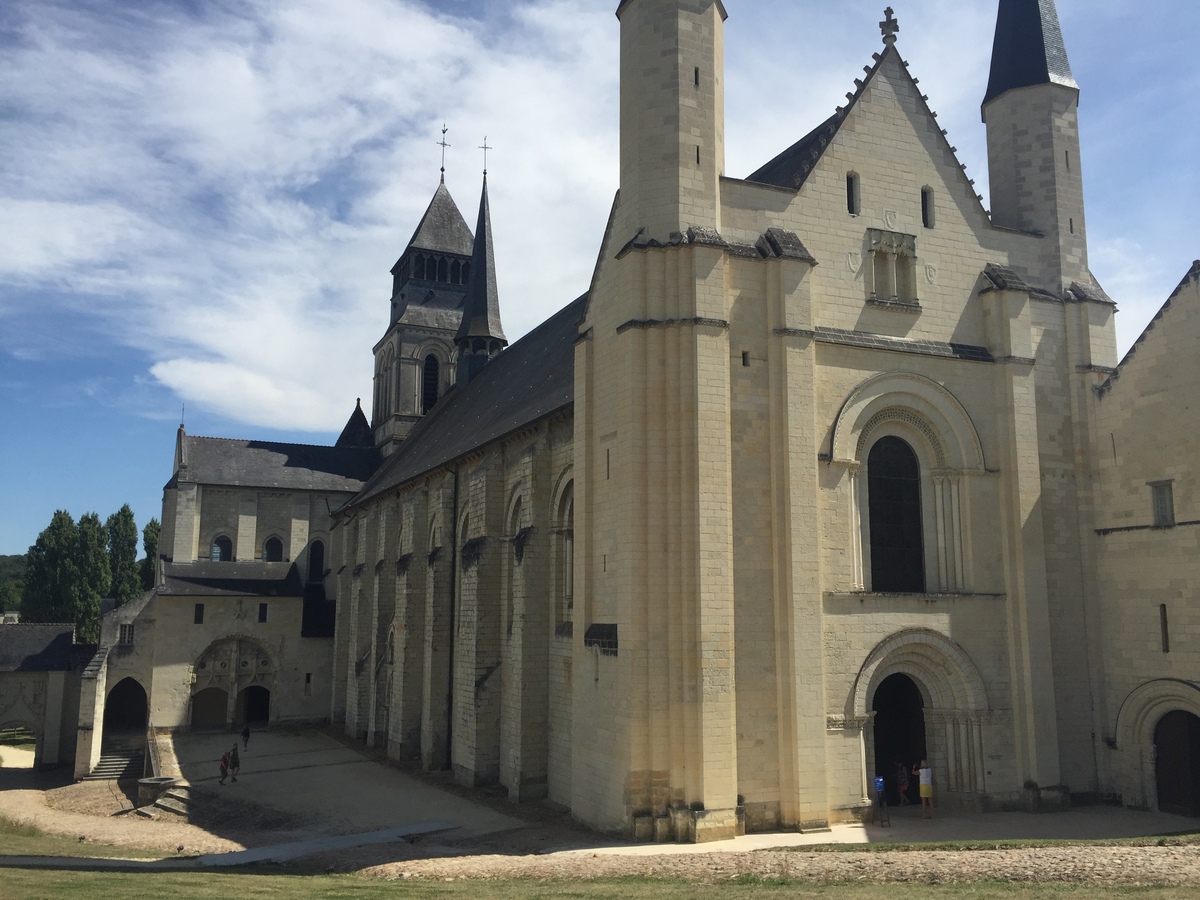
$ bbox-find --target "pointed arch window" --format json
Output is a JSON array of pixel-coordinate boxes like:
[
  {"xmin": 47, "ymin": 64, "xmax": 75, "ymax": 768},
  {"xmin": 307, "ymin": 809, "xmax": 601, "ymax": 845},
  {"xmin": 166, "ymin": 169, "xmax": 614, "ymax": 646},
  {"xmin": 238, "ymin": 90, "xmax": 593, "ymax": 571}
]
[
  {"xmin": 867, "ymin": 436, "xmax": 925, "ymax": 592},
  {"xmin": 437, "ymin": 257, "xmax": 448, "ymax": 282},
  {"xmin": 413, "ymin": 255, "xmax": 426, "ymax": 280},
  {"xmin": 422, "ymin": 355, "xmax": 440, "ymax": 414},
  {"xmin": 462, "ymin": 261, "xmax": 471, "ymax": 283},
  {"xmin": 451, "ymin": 260, "xmax": 462, "ymax": 284}
]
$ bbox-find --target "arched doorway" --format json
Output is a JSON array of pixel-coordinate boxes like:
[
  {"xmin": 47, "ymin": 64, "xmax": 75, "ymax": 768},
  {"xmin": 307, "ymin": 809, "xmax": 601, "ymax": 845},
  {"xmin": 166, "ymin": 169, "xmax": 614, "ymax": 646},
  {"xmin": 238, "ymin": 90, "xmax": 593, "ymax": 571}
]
[
  {"xmin": 0, "ymin": 725, "xmax": 37, "ymax": 777},
  {"xmin": 236, "ymin": 686, "xmax": 270, "ymax": 726},
  {"xmin": 1155, "ymin": 710, "xmax": 1200, "ymax": 816},
  {"xmin": 191, "ymin": 688, "xmax": 228, "ymax": 731},
  {"xmin": 103, "ymin": 678, "xmax": 148, "ymax": 734},
  {"xmin": 872, "ymin": 673, "xmax": 927, "ymax": 805}
]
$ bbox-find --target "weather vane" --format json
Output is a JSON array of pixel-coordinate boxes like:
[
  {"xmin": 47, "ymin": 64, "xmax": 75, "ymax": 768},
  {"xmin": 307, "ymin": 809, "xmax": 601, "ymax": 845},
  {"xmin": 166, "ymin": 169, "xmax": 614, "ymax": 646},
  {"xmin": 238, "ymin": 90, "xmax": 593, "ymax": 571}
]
[
  {"xmin": 438, "ymin": 124, "xmax": 450, "ymax": 181},
  {"xmin": 479, "ymin": 136, "xmax": 493, "ymax": 175}
]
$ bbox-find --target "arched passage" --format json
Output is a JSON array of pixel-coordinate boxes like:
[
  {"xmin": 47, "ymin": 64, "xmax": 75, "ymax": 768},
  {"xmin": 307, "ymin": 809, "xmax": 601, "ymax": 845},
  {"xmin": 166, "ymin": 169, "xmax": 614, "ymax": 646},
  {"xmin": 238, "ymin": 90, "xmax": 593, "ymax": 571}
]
[
  {"xmin": 103, "ymin": 677, "xmax": 148, "ymax": 733},
  {"xmin": 872, "ymin": 673, "xmax": 926, "ymax": 805},
  {"xmin": 1156, "ymin": 711, "xmax": 1200, "ymax": 817},
  {"xmin": 853, "ymin": 629, "xmax": 989, "ymax": 801},
  {"xmin": 191, "ymin": 687, "xmax": 227, "ymax": 731},
  {"xmin": 236, "ymin": 685, "xmax": 271, "ymax": 726}
]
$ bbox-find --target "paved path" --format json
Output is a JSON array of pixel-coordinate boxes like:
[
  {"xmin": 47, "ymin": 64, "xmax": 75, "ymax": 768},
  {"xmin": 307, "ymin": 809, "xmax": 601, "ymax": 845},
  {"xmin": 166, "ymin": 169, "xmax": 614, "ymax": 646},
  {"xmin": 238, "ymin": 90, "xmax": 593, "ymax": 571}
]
[{"xmin": 169, "ymin": 729, "xmax": 523, "ymax": 840}]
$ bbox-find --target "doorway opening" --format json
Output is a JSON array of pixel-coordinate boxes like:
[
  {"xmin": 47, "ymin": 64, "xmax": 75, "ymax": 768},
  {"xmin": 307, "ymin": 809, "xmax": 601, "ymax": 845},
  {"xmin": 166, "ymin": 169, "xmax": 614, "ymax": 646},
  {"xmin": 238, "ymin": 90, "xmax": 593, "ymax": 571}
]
[
  {"xmin": 236, "ymin": 686, "xmax": 271, "ymax": 726},
  {"xmin": 191, "ymin": 688, "xmax": 228, "ymax": 731},
  {"xmin": 872, "ymin": 672, "xmax": 927, "ymax": 806},
  {"xmin": 1155, "ymin": 710, "xmax": 1200, "ymax": 816},
  {"xmin": 104, "ymin": 678, "xmax": 148, "ymax": 734}
]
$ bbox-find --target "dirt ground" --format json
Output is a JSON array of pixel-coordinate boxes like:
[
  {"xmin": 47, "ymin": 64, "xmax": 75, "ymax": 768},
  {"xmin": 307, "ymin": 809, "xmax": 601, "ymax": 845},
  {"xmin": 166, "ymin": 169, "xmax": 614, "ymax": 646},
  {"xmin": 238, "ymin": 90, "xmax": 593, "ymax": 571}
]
[{"xmin": 5, "ymin": 738, "xmax": 1200, "ymax": 885}]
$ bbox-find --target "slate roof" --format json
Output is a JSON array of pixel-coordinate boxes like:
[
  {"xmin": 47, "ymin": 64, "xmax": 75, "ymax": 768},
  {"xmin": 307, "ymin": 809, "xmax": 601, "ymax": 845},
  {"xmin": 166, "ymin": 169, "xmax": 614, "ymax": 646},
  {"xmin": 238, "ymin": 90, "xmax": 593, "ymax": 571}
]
[
  {"xmin": 160, "ymin": 561, "xmax": 304, "ymax": 598},
  {"xmin": 404, "ymin": 180, "xmax": 474, "ymax": 257},
  {"xmin": 350, "ymin": 293, "xmax": 586, "ymax": 507},
  {"xmin": 456, "ymin": 176, "xmax": 507, "ymax": 344},
  {"xmin": 335, "ymin": 399, "xmax": 374, "ymax": 449},
  {"xmin": 746, "ymin": 114, "xmax": 842, "ymax": 191},
  {"xmin": 0, "ymin": 624, "xmax": 75, "ymax": 672},
  {"xmin": 173, "ymin": 435, "xmax": 380, "ymax": 492},
  {"xmin": 983, "ymin": 0, "xmax": 1077, "ymax": 107}
]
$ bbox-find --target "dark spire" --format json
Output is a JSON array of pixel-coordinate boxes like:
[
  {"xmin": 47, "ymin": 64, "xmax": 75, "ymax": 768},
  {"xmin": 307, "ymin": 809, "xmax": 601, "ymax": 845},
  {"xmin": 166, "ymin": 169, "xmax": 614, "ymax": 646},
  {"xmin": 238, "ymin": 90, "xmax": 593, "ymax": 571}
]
[
  {"xmin": 335, "ymin": 399, "xmax": 374, "ymax": 448},
  {"xmin": 455, "ymin": 174, "xmax": 507, "ymax": 384},
  {"xmin": 983, "ymin": 0, "xmax": 1077, "ymax": 107}
]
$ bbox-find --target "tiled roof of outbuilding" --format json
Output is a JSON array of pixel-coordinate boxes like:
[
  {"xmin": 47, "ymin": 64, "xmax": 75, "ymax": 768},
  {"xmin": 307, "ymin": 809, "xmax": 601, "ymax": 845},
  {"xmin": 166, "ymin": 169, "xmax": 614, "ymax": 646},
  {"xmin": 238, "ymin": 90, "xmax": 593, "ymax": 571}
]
[
  {"xmin": 0, "ymin": 624, "xmax": 75, "ymax": 672},
  {"xmin": 350, "ymin": 293, "xmax": 586, "ymax": 507},
  {"xmin": 173, "ymin": 436, "xmax": 379, "ymax": 493},
  {"xmin": 160, "ymin": 561, "xmax": 304, "ymax": 598}
]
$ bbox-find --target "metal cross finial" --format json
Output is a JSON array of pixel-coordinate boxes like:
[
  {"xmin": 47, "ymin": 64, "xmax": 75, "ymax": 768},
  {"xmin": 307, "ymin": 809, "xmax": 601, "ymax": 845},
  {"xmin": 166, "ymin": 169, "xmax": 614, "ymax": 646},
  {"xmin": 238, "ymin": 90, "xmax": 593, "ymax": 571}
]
[
  {"xmin": 438, "ymin": 124, "xmax": 450, "ymax": 181},
  {"xmin": 479, "ymin": 136, "xmax": 492, "ymax": 175},
  {"xmin": 880, "ymin": 7, "xmax": 899, "ymax": 44}
]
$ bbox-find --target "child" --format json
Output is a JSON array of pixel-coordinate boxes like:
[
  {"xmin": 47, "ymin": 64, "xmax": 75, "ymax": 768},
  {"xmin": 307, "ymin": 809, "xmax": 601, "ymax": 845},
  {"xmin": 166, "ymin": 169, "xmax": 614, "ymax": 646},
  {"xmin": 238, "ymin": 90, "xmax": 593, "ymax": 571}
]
[{"xmin": 219, "ymin": 749, "xmax": 231, "ymax": 785}]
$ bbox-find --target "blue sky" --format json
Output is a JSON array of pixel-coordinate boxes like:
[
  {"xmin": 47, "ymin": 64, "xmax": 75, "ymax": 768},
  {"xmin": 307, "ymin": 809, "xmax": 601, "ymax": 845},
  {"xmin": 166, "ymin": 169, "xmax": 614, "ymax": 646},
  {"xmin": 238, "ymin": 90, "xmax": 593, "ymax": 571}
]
[{"xmin": 1, "ymin": 0, "xmax": 1197, "ymax": 556}]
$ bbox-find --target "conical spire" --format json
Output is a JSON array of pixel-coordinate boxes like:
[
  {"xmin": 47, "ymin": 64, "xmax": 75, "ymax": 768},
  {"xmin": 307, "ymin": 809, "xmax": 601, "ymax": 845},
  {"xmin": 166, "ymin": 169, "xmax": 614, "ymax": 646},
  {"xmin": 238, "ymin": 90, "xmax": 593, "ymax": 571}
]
[
  {"xmin": 335, "ymin": 398, "xmax": 374, "ymax": 448},
  {"xmin": 983, "ymin": 0, "xmax": 1077, "ymax": 108},
  {"xmin": 451, "ymin": 174, "xmax": 504, "ymax": 374},
  {"xmin": 404, "ymin": 181, "xmax": 474, "ymax": 257}
]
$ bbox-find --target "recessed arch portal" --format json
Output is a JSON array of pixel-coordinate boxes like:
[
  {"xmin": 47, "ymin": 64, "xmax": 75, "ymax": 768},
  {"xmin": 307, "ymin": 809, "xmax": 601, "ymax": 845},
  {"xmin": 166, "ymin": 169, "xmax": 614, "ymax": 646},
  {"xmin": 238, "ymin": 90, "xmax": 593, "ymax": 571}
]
[{"xmin": 103, "ymin": 677, "xmax": 148, "ymax": 733}]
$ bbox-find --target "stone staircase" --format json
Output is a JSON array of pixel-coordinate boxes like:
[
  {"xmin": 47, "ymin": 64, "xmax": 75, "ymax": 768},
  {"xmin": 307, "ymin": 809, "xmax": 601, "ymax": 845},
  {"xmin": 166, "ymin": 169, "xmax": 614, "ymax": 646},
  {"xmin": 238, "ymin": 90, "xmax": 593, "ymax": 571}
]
[
  {"xmin": 84, "ymin": 733, "xmax": 145, "ymax": 781},
  {"xmin": 135, "ymin": 785, "xmax": 194, "ymax": 819}
]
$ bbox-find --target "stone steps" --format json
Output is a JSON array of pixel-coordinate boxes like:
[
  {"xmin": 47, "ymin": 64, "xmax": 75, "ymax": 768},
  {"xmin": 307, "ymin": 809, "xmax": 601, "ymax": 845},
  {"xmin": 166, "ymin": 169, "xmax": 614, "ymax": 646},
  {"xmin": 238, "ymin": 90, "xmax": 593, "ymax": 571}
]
[{"xmin": 83, "ymin": 750, "xmax": 145, "ymax": 781}]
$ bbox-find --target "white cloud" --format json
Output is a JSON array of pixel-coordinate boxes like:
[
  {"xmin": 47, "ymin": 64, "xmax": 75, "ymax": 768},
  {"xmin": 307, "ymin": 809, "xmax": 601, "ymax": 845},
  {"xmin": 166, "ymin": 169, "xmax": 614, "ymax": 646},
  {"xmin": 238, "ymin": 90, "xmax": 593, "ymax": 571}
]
[{"xmin": 0, "ymin": 0, "xmax": 1197, "ymax": 438}]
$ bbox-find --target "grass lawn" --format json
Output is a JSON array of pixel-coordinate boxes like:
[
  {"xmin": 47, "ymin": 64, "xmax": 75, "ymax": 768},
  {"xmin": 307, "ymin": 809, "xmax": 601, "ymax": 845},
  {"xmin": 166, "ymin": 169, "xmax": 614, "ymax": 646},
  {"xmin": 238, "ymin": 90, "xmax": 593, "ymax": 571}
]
[
  {"xmin": 0, "ymin": 816, "xmax": 162, "ymax": 861},
  {"xmin": 1, "ymin": 871, "xmax": 1198, "ymax": 900},
  {"xmin": 0, "ymin": 726, "xmax": 36, "ymax": 752}
]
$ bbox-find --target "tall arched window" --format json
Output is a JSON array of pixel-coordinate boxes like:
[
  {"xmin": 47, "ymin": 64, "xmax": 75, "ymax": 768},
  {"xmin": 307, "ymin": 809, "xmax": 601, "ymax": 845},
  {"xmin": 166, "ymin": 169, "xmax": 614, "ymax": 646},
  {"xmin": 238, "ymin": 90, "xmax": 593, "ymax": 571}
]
[
  {"xmin": 413, "ymin": 254, "xmax": 426, "ymax": 280},
  {"xmin": 867, "ymin": 436, "xmax": 925, "ymax": 592},
  {"xmin": 263, "ymin": 537, "xmax": 283, "ymax": 562},
  {"xmin": 451, "ymin": 260, "xmax": 462, "ymax": 284},
  {"xmin": 307, "ymin": 540, "xmax": 325, "ymax": 582},
  {"xmin": 437, "ymin": 257, "xmax": 448, "ymax": 282},
  {"xmin": 556, "ymin": 482, "xmax": 574, "ymax": 625},
  {"xmin": 211, "ymin": 535, "xmax": 233, "ymax": 562},
  {"xmin": 422, "ymin": 355, "xmax": 440, "ymax": 414}
]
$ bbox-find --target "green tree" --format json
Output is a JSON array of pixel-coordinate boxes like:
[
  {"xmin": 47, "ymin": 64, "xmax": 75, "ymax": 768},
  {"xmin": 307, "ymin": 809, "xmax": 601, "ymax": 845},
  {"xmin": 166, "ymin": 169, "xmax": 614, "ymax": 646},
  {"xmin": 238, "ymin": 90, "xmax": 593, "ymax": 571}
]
[
  {"xmin": 0, "ymin": 554, "xmax": 25, "ymax": 614},
  {"xmin": 139, "ymin": 517, "xmax": 161, "ymax": 591},
  {"xmin": 22, "ymin": 511, "xmax": 81, "ymax": 626},
  {"xmin": 74, "ymin": 512, "xmax": 111, "ymax": 643},
  {"xmin": 106, "ymin": 504, "xmax": 141, "ymax": 605}
]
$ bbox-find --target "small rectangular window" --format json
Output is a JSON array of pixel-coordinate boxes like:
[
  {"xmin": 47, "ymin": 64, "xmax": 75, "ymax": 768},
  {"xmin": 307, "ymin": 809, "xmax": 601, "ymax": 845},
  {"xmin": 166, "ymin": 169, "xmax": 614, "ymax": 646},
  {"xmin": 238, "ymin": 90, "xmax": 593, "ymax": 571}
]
[
  {"xmin": 742, "ymin": 351, "xmax": 750, "ymax": 367},
  {"xmin": 694, "ymin": 66, "xmax": 700, "ymax": 87},
  {"xmin": 1161, "ymin": 604, "xmax": 1170, "ymax": 654},
  {"xmin": 194, "ymin": 603, "xmax": 204, "ymax": 625},
  {"xmin": 258, "ymin": 603, "xmax": 268, "ymax": 623},
  {"xmin": 304, "ymin": 673, "xmax": 313, "ymax": 696},
  {"xmin": 1152, "ymin": 482, "xmax": 1175, "ymax": 527},
  {"xmin": 847, "ymin": 173, "xmax": 860, "ymax": 215},
  {"xmin": 921, "ymin": 188, "xmax": 935, "ymax": 228},
  {"xmin": 118, "ymin": 624, "xmax": 135, "ymax": 646}
]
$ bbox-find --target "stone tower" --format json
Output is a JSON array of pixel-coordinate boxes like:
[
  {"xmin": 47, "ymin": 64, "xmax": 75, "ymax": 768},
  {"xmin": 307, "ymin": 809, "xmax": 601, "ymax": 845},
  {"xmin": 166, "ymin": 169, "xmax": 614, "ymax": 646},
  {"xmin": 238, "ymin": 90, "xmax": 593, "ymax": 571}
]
[
  {"xmin": 983, "ymin": 0, "xmax": 1088, "ymax": 292},
  {"xmin": 614, "ymin": 0, "xmax": 726, "ymax": 242},
  {"xmin": 372, "ymin": 177, "xmax": 474, "ymax": 455},
  {"xmin": 573, "ymin": 0, "xmax": 739, "ymax": 841}
]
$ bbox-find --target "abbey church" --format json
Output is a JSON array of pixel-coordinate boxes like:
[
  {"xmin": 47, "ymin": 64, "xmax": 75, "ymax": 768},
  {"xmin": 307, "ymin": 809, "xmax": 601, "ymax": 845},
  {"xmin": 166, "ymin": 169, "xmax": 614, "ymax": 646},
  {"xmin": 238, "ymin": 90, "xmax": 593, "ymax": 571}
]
[{"xmin": 65, "ymin": 0, "xmax": 1200, "ymax": 840}]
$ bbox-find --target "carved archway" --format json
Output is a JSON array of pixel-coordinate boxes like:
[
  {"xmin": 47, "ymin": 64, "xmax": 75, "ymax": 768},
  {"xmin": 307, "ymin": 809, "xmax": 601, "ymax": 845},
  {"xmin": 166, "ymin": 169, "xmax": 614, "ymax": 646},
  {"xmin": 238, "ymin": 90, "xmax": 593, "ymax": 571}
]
[{"xmin": 191, "ymin": 636, "xmax": 277, "ymax": 730}]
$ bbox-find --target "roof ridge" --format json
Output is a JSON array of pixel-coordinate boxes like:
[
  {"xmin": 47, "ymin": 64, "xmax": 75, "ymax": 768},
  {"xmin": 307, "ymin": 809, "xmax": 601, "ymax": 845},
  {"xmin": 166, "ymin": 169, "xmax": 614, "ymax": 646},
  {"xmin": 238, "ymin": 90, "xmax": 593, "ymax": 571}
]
[
  {"xmin": 187, "ymin": 434, "xmax": 373, "ymax": 451},
  {"xmin": 1098, "ymin": 260, "xmax": 1200, "ymax": 397}
]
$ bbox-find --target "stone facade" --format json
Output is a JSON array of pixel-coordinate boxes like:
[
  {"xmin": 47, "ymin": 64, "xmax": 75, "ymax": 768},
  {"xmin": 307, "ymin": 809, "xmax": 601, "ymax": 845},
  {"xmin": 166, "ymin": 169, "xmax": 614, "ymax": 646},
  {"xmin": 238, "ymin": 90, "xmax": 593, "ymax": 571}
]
[{"xmin": 78, "ymin": 0, "xmax": 1200, "ymax": 838}]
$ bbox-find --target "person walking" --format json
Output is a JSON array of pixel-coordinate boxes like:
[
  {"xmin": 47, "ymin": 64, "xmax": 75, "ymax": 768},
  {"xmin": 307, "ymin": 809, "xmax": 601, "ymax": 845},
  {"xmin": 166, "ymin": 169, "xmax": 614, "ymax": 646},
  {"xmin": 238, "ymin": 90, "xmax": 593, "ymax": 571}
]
[
  {"xmin": 915, "ymin": 760, "xmax": 933, "ymax": 818},
  {"xmin": 219, "ymin": 749, "xmax": 231, "ymax": 785},
  {"xmin": 241, "ymin": 725, "xmax": 251, "ymax": 750},
  {"xmin": 230, "ymin": 744, "xmax": 241, "ymax": 782}
]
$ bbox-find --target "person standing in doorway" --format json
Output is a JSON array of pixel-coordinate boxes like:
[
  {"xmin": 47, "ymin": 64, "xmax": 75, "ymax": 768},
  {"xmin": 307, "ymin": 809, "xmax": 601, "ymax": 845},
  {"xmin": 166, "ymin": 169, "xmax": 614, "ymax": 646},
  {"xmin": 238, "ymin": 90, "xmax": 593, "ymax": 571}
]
[
  {"xmin": 241, "ymin": 725, "xmax": 250, "ymax": 750},
  {"xmin": 895, "ymin": 761, "xmax": 910, "ymax": 805},
  {"xmin": 915, "ymin": 760, "xmax": 933, "ymax": 818},
  {"xmin": 230, "ymin": 744, "xmax": 241, "ymax": 782}
]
